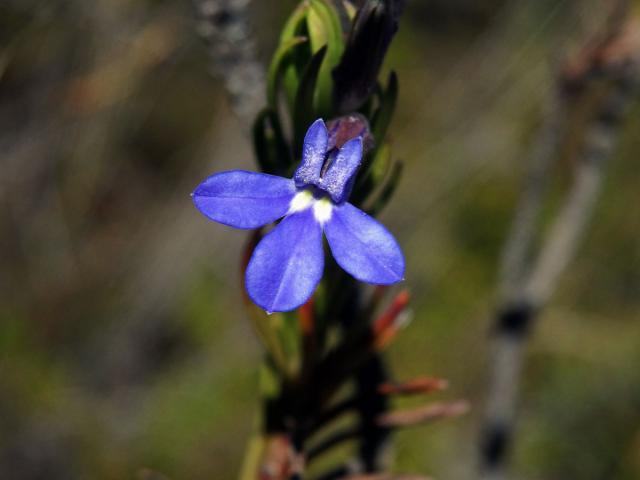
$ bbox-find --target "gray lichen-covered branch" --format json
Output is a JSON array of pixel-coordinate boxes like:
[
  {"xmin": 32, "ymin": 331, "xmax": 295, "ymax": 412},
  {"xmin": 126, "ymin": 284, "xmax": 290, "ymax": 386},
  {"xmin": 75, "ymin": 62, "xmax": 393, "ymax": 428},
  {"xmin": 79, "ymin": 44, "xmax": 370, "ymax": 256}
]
[
  {"xmin": 479, "ymin": 11, "xmax": 640, "ymax": 480},
  {"xmin": 192, "ymin": 0, "xmax": 265, "ymax": 124}
]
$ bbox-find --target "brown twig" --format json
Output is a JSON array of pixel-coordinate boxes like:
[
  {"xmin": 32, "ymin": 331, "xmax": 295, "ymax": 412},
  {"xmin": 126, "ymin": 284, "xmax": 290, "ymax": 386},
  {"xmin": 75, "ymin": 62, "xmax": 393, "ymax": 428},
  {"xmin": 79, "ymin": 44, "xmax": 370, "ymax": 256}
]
[
  {"xmin": 378, "ymin": 376, "xmax": 449, "ymax": 396},
  {"xmin": 377, "ymin": 400, "xmax": 470, "ymax": 429}
]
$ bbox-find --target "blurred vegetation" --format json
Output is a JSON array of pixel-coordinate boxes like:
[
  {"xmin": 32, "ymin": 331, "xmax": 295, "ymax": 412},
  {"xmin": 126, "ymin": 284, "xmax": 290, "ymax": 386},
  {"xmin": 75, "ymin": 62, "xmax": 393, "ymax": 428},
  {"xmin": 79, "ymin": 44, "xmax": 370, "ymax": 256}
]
[{"xmin": 1, "ymin": 1, "xmax": 639, "ymax": 479}]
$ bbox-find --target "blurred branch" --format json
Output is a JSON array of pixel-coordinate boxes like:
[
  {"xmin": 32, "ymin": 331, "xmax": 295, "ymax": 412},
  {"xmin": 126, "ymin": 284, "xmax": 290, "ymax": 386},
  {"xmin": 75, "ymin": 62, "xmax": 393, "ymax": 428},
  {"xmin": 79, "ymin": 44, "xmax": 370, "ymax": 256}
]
[
  {"xmin": 480, "ymin": 12, "xmax": 640, "ymax": 480},
  {"xmin": 497, "ymin": 92, "xmax": 568, "ymax": 301},
  {"xmin": 192, "ymin": 0, "xmax": 265, "ymax": 126}
]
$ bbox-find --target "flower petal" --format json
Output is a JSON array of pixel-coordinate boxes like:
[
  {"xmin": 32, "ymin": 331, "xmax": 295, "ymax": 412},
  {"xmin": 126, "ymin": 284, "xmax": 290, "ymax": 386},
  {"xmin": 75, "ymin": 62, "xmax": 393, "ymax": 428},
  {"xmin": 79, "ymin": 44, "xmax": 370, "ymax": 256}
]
[
  {"xmin": 325, "ymin": 202, "xmax": 404, "ymax": 284},
  {"xmin": 246, "ymin": 208, "xmax": 324, "ymax": 312},
  {"xmin": 319, "ymin": 137, "xmax": 363, "ymax": 203},
  {"xmin": 192, "ymin": 170, "xmax": 296, "ymax": 229},
  {"xmin": 294, "ymin": 119, "xmax": 329, "ymax": 187}
]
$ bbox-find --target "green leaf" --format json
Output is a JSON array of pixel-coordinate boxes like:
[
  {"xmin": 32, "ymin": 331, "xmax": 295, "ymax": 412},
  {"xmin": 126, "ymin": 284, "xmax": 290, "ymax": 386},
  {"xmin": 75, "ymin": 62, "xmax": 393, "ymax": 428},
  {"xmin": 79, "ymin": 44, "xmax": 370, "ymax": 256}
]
[
  {"xmin": 267, "ymin": 36, "xmax": 308, "ymax": 109},
  {"xmin": 280, "ymin": 2, "xmax": 311, "ymax": 42},
  {"xmin": 341, "ymin": 0, "xmax": 357, "ymax": 20},
  {"xmin": 252, "ymin": 108, "xmax": 291, "ymax": 175},
  {"xmin": 372, "ymin": 70, "xmax": 398, "ymax": 143},
  {"xmin": 370, "ymin": 141, "xmax": 392, "ymax": 185},
  {"xmin": 307, "ymin": 0, "xmax": 344, "ymax": 117},
  {"xmin": 350, "ymin": 141, "xmax": 391, "ymax": 206},
  {"xmin": 238, "ymin": 431, "xmax": 265, "ymax": 480},
  {"xmin": 293, "ymin": 46, "xmax": 328, "ymax": 154},
  {"xmin": 280, "ymin": 2, "xmax": 313, "ymax": 112},
  {"xmin": 365, "ymin": 159, "xmax": 403, "ymax": 216},
  {"xmin": 275, "ymin": 311, "xmax": 302, "ymax": 375},
  {"xmin": 259, "ymin": 362, "xmax": 281, "ymax": 399}
]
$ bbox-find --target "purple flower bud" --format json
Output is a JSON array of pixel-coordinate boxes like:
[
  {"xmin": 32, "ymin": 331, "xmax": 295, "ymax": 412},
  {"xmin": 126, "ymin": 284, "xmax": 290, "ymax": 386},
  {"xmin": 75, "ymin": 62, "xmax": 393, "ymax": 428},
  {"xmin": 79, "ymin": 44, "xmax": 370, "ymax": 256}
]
[{"xmin": 332, "ymin": 0, "xmax": 405, "ymax": 113}]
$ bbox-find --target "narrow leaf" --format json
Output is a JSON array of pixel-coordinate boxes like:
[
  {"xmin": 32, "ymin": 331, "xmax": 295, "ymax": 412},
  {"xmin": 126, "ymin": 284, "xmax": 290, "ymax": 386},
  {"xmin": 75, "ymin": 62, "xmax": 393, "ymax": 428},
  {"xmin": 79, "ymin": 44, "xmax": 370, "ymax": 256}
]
[
  {"xmin": 341, "ymin": 0, "xmax": 357, "ymax": 20},
  {"xmin": 308, "ymin": 0, "xmax": 345, "ymax": 117},
  {"xmin": 252, "ymin": 108, "xmax": 292, "ymax": 175},
  {"xmin": 365, "ymin": 160, "xmax": 403, "ymax": 216},
  {"xmin": 293, "ymin": 46, "xmax": 328, "ymax": 153},
  {"xmin": 280, "ymin": 2, "xmax": 311, "ymax": 41},
  {"xmin": 372, "ymin": 71, "xmax": 398, "ymax": 143},
  {"xmin": 267, "ymin": 36, "xmax": 308, "ymax": 108},
  {"xmin": 280, "ymin": 2, "xmax": 313, "ymax": 111}
]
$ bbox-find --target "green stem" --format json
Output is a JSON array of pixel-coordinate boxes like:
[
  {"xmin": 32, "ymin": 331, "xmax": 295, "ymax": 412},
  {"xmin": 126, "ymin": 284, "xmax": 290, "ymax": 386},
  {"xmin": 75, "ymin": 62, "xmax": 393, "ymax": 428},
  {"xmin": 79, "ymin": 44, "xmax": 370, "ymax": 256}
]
[{"xmin": 238, "ymin": 429, "xmax": 265, "ymax": 480}]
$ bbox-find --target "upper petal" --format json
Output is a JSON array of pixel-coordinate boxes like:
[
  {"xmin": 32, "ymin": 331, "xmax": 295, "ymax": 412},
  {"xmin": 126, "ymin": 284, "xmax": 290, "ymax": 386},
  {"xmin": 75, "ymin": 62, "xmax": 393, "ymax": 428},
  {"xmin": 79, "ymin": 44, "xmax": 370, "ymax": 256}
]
[
  {"xmin": 192, "ymin": 170, "xmax": 296, "ymax": 229},
  {"xmin": 319, "ymin": 137, "xmax": 363, "ymax": 203},
  {"xmin": 294, "ymin": 119, "xmax": 329, "ymax": 188},
  {"xmin": 325, "ymin": 202, "xmax": 404, "ymax": 284},
  {"xmin": 246, "ymin": 208, "xmax": 324, "ymax": 312}
]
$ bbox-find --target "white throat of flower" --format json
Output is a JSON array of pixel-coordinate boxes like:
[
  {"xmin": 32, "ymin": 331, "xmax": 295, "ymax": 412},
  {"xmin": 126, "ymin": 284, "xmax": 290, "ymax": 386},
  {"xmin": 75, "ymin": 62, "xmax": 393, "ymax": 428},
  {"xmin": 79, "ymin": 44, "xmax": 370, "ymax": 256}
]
[
  {"xmin": 288, "ymin": 190, "xmax": 333, "ymax": 224},
  {"xmin": 313, "ymin": 197, "xmax": 333, "ymax": 224}
]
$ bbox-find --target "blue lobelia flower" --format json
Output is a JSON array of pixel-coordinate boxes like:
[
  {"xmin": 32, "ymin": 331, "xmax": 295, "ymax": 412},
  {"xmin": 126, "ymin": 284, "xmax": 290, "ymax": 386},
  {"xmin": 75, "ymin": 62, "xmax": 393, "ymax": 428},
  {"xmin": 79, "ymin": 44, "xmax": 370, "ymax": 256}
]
[{"xmin": 192, "ymin": 119, "xmax": 405, "ymax": 313}]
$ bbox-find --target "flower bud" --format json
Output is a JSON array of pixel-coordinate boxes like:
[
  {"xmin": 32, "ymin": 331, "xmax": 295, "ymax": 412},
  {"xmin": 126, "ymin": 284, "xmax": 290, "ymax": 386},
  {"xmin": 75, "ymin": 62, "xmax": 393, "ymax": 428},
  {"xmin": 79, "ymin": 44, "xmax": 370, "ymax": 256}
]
[{"xmin": 332, "ymin": 0, "xmax": 405, "ymax": 113}]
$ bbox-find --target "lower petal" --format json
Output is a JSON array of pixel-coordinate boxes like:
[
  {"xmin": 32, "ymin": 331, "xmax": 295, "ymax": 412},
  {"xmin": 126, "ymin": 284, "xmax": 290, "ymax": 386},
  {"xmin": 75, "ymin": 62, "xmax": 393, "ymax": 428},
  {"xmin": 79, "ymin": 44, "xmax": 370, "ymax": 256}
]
[
  {"xmin": 246, "ymin": 209, "xmax": 324, "ymax": 312},
  {"xmin": 325, "ymin": 202, "xmax": 404, "ymax": 284}
]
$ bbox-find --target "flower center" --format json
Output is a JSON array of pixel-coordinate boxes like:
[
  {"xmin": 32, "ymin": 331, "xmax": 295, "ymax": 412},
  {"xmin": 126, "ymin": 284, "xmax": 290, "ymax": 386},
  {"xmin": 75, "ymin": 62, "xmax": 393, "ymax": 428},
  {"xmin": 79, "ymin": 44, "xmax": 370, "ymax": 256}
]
[
  {"xmin": 289, "ymin": 190, "xmax": 314, "ymax": 213},
  {"xmin": 313, "ymin": 197, "xmax": 333, "ymax": 224},
  {"xmin": 288, "ymin": 189, "xmax": 333, "ymax": 224}
]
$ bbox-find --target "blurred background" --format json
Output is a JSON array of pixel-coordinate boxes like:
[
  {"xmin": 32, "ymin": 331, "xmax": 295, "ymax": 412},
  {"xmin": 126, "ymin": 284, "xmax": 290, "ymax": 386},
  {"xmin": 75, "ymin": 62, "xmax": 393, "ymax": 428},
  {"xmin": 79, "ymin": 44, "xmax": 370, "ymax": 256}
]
[{"xmin": 1, "ymin": 0, "xmax": 639, "ymax": 479}]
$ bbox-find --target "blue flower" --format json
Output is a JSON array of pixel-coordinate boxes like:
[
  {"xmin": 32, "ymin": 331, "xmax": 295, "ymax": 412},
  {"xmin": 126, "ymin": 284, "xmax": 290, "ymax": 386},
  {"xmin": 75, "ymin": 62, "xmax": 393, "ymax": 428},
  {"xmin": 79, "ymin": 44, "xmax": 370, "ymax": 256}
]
[{"xmin": 192, "ymin": 119, "xmax": 405, "ymax": 313}]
